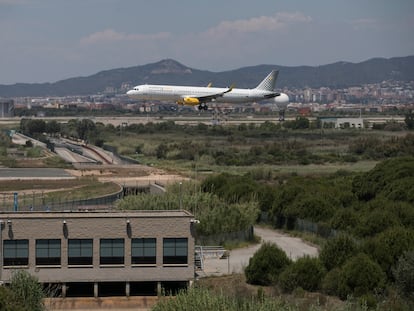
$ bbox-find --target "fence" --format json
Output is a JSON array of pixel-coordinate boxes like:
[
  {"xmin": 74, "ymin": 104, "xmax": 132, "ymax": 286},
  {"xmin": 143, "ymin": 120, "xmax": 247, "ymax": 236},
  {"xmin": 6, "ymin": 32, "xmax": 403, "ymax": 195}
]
[
  {"xmin": 0, "ymin": 188, "xmax": 124, "ymax": 212},
  {"xmin": 271, "ymin": 213, "xmax": 337, "ymax": 238},
  {"xmin": 196, "ymin": 226, "xmax": 254, "ymax": 245}
]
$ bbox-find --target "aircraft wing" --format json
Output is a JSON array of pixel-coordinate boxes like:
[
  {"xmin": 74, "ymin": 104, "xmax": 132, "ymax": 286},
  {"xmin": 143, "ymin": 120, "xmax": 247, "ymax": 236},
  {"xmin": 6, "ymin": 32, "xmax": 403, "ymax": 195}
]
[{"xmin": 185, "ymin": 86, "xmax": 234, "ymax": 103}]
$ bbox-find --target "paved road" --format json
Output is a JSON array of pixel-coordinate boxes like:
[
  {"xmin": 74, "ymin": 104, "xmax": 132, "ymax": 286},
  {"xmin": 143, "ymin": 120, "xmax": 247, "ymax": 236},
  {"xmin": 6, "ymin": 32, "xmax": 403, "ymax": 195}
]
[
  {"xmin": 0, "ymin": 168, "xmax": 74, "ymax": 180},
  {"xmin": 202, "ymin": 226, "xmax": 319, "ymax": 276}
]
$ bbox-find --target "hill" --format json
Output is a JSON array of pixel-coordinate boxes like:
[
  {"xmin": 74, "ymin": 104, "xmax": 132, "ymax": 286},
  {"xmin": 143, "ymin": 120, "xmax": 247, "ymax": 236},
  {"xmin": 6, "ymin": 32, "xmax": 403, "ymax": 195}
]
[{"xmin": 1, "ymin": 56, "xmax": 414, "ymax": 97}]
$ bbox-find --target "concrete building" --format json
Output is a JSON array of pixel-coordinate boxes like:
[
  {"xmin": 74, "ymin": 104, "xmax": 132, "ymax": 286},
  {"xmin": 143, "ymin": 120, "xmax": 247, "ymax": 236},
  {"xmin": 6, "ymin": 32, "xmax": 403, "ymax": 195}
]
[
  {"xmin": 0, "ymin": 210, "xmax": 195, "ymax": 297},
  {"xmin": 320, "ymin": 117, "xmax": 364, "ymax": 129},
  {"xmin": 0, "ymin": 100, "xmax": 14, "ymax": 118}
]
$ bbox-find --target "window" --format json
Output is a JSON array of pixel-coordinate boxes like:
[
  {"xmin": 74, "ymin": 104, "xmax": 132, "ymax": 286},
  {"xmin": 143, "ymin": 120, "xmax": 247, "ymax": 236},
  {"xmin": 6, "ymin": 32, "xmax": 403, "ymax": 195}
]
[
  {"xmin": 100, "ymin": 239, "xmax": 124, "ymax": 265},
  {"xmin": 36, "ymin": 239, "xmax": 61, "ymax": 265},
  {"xmin": 68, "ymin": 239, "xmax": 93, "ymax": 265},
  {"xmin": 132, "ymin": 238, "xmax": 156, "ymax": 265},
  {"xmin": 3, "ymin": 240, "xmax": 29, "ymax": 266},
  {"xmin": 163, "ymin": 238, "xmax": 188, "ymax": 265}
]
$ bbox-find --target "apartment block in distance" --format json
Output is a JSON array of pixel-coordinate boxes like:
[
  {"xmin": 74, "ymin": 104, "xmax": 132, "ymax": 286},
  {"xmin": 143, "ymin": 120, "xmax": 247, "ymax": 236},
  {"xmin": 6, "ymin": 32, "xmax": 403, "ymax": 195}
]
[{"xmin": 0, "ymin": 210, "xmax": 195, "ymax": 297}]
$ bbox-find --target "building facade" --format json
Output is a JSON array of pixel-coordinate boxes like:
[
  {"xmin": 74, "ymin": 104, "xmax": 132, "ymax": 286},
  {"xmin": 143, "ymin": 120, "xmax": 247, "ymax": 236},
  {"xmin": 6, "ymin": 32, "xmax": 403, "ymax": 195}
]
[
  {"xmin": 0, "ymin": 210, "xmax": 195, "ymax": 297},
  {"xmin": 0, "ymin": 100, "xmax": 14, "ymax": 118}
]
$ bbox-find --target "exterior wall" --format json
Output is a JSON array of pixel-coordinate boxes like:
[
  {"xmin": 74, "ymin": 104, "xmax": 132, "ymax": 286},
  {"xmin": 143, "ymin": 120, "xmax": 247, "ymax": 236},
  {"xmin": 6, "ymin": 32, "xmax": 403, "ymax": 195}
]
[
  {"xmin": 0, "ymin": 211, "xmax": 195, "ymax": 286},
  {"xmin": 0, "ymin": 100, "xmax": 14, "ymax": 118},
  {"xmin": 335, "ymin": 118, "xmax": 364, "ymax": 129}
]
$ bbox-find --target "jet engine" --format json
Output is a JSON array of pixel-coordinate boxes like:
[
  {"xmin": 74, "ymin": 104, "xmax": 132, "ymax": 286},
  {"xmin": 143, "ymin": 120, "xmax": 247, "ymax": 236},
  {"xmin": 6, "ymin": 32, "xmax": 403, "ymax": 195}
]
[
  {"xmin": 274, "ymin": 93, "xmax": 289, "ymax": 105},
  {"xmin": 274, "ymin": 93, "xmax": 289, "ymax": 121},
  {"xmin": 183, "ymin": 97, "xmax": 200, "ymax": 105}
]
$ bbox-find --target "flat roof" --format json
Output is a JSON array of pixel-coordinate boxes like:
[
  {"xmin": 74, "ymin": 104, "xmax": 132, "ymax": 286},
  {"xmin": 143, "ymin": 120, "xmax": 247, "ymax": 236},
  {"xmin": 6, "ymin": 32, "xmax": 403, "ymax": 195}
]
[{"xmin": 0, "ymin": 210, "xmax": 193, "ymax": 219}]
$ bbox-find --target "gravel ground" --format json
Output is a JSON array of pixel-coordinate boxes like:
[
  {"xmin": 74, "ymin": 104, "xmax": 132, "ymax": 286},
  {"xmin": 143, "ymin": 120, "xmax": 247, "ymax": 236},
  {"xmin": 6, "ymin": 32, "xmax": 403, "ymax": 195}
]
[{"xmin": 201, "ymin": 226, "xmax": 319, "ymax": 277}]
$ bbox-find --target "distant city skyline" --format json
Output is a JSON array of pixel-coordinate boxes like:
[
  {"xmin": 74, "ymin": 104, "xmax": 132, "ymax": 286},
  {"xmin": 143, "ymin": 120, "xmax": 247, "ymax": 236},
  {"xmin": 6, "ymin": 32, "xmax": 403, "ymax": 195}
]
[{"xmin": 1, "ymin": 0, "xmax": 413, "ymax": 84}]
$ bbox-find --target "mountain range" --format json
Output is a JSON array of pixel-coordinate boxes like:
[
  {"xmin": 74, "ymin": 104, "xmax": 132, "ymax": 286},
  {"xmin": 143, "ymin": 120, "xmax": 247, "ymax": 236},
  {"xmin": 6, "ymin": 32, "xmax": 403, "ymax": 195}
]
[{"xmin": 1, "ymin": 56, "xmax": 414, "ymax": 97}]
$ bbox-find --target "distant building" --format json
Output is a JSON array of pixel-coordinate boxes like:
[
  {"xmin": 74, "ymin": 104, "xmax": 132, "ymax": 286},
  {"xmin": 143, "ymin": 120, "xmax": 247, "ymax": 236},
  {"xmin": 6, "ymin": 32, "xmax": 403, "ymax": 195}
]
[
  {"xmin": 0, "ymin": 99, "xmax": 14, "ymax": 118},
  {"xmin": 320, "ymin": 117, "xmax": 364, "ymax": 129},
  {"xmin": 335, "ymin": 117, "xmax": 364, "ymax": 129},
  {"xmin": 0, "ymin": 210, "xmax": 195, "ymax": 297}
]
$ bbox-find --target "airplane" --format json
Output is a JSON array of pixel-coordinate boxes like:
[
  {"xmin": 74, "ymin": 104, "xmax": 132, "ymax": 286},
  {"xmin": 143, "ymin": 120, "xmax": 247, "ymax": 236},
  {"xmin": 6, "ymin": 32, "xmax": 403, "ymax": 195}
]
[{"xmin": 126, "ymin": 70, "xmax": 289, "ymax": 111}]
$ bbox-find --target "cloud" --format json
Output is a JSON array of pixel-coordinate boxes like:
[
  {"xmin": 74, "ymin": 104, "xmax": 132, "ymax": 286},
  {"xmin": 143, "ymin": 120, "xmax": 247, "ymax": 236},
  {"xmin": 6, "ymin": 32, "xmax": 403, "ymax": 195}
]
[
  {"xmin": 349, "ymin": 18, "xmax": 379, "ymax": 30},
  {"xmin": 80, "ymin": 29, "xmax": 170, "ymax": 45},
  {"xmin": 204, "ymin": 12, "xmax": 312, "ymax": 36},
  {"xmin": 80, "ymin": 11, "xmax": 312, "ymax": 46},
  {"xmin": 74, "ymin": 11, "xmax": 314, "ymax": 72}
]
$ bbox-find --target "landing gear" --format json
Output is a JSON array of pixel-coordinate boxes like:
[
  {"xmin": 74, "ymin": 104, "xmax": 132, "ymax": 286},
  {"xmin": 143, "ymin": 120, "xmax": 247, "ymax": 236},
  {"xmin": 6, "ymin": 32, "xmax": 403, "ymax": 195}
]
[
  {"xmin": 198, "ymin": 103, "xmax": 208, "ymax": 111},
  {"xmin": 278, "ymin": 109, "xmax": 285, "ymax": 121}
]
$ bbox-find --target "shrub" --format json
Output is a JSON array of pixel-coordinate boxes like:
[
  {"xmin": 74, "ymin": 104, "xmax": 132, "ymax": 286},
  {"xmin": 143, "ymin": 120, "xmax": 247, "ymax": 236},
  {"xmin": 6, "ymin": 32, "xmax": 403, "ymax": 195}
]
[
  {"xmin": 337, "ymin": 253, "xmax": 386, "ymax": 300},
  {"xmin": 319, "ymin": 234, "xmax": 358, "ymax": 271},
  {"xmin": 0, "ymin": 286, "xmax": 26, "ymax": 311},
  {"xmin": 278, "ymin": 256, "xmax": 326, "ymax": 293},
  {"xmin": 364, "ymin": 227, "xmax": 414, "ymax": 279},
  {"xmin": 9, "ymin": 270, "xmax": 45, "ymax": 311},
  {"xmin": 393, "ymin": 250, "xmax": 414, "ymax": 301},
  {"xmin": 245, "ymin": 242, "xmax": 291, "ymax": 286},
  {"xmin": 321, "ymin": 267, "xmax": 342, "ymax": 297}
]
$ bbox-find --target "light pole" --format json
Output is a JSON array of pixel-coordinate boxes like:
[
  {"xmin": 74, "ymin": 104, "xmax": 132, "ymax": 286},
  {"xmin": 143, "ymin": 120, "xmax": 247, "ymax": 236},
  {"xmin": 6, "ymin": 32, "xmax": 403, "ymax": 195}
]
[{"xmin": 179, "ymin": 182, "xmax": 182, "ymax": 210}]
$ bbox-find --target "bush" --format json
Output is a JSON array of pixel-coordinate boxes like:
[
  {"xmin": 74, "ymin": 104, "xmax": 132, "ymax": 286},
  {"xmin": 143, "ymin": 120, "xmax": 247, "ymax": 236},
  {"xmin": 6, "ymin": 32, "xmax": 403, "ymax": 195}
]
[
  {"xmin": 245, "ymin": 242, "xmax": 291, "ymax": 286},
  {"xmin": 323, "ymin": 253, "xmax": 386, "ymax": 300},
  {"xmin": 0, "ymin": 286, "xmax": 26, "ymax": 311},
  {"xmin": 364, "ymin": 227, "xmax": 414, "ymax": 279},
  {"xmin": 278, "ymin": 256, "xmax": 326, "ymax": 293},
  {"xmin": 321, "ymin": 268, "xmax": 342, "ymax": 297},
  {"xmin": 9, "ymin": 270, "xmax": 45, "ymax": 311},
  {"xmin": 393, "ymin": 250, "xmax": 414, "ymax": 301},
  {"xmin": 319, "ymin": 234, "xmax": 358, "ymax": 271}
]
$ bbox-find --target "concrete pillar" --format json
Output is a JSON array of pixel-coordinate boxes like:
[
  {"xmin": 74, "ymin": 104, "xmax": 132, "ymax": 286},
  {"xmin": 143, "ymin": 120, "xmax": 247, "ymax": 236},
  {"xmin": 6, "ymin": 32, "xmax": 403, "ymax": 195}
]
[
  {"xmin": 61, "ymin": 283, "xmax": 67, "ymax": 298},
  {"xmin": 94, "ymin": 282, "xmax": 98, "ymax": 298},
  {"xmin": 126, "ymin": 282, "xmax": 130, "ymax": 297},
  {"xmin": 157, "ymin": 281, "xmax": 162, "ymax": 297}
]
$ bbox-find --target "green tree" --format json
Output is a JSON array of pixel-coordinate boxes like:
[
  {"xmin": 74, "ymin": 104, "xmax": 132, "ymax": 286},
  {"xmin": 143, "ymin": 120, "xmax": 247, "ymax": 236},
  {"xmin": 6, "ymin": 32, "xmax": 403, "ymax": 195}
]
[
  {"xmin": 356, "ymin": 206, "xmax": 401, "ymax": 237},
  {"xmin": 77, "ymin": 119, "xmax": 96, "ymax": 141},
  {"xmin": 278, "ymin": 256, "xmax": 326, "ymax": 293},
  {"xmin": 325, "ymin": 253, "xmax": 386, "ymax": 300},
  {"xmin": 9, "ymin": 270, "xmax": 45, "ymax": 311},
  {"xmin": 45, "ymin": 120, "xmax": 61, "ymax": 135},
  {"xmin": 245, "ymin": 242, "xmax": 291, "ymax": 286},
  {"xmin": 364, "ymin": 227, "xmax": 414, "ymax": 279},
  {"xmin": 156, "ymin": 143, "xmax": 168, "ymax": 159},
  {"xmin": 0, "ymin": 286, "xmax": 26, "ymax": 311},
  {"xmin": 319, "ymin": 234, "xmax": 358, "ymax": 271},
  {"xmin": 405, "ymin": 111, "xmax": 414, "ymax": 129},
  {"xmin": 393, "ymin": 250, "xmax": 414, "ymax": 301},
  {"xmin": 20, "ymin": 119, "xmax": 46, "ymax": 136}
]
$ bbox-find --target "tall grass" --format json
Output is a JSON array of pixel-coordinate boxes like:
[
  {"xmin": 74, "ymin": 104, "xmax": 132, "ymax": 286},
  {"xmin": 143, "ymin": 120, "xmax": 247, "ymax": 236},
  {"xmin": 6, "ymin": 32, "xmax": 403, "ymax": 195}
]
[
  {"xmin": 152, "ymin": 286, "xmax": 375, "ymax": 311},
  {"xmin": 117, "ymin": 181, "xmax": 259, "ymax": 236}
]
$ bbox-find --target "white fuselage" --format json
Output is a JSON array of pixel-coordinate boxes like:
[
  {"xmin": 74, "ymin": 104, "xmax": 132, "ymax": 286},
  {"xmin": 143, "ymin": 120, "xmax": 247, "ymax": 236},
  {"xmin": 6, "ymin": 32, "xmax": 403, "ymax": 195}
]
[{"xmin": 127, "ymin": 84, "xmax": 277, "ymax": 104}]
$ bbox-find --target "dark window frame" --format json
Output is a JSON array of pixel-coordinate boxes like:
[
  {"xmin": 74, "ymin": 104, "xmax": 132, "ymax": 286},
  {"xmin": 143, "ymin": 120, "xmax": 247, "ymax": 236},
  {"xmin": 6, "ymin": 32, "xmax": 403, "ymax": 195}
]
[
  {"xmin": 131, "ymin": 238, "xmax": 156, "ymax": 265},
  {"xmin": 68, "ymin": 239, "xmax": 93, "ymax": 266},
  {"xmin": 163, "ymin": 238, "xmax": 188, "ymax": 265},
  {"xmin": 100, "ymin": 238, "xmax": 124, "ymax": 265},
  {"xmin": 3, "ymin": 239, "xmax": 29, "ymax": 266},
  {"xmin": 36, "ymin": 239, "xmax": 61, "ymax": 266}
]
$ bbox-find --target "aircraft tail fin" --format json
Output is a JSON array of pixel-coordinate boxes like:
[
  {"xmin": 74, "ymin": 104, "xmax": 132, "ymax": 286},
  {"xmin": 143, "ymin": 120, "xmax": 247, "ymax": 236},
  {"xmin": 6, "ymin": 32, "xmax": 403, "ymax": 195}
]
[{"xmin": 255, "ymin": 70, "xmax": 279, "ymax": 91}]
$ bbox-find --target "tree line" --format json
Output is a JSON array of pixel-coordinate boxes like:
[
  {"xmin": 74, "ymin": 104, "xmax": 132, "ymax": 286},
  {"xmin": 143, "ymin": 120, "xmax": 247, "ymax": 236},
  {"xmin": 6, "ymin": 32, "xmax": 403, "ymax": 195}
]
[{"xmin": 203, "ymin": 157, "xmax": 414, "ymax": 307}]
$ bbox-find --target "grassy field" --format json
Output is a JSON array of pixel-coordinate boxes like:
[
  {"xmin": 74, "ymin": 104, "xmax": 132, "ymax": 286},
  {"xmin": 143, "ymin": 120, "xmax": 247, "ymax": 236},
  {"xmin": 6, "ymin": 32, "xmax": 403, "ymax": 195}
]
[
  {"xmin": 0, "ymin": 178, "xmax": 121, "ymax": 209},
  {"xmin": 101, "ymin": 126, "xmax": 386, "ymax": 178}
]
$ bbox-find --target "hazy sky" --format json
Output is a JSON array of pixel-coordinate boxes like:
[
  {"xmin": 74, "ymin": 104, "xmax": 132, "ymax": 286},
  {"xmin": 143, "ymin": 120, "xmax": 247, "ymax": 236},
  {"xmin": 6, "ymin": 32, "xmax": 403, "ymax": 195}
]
[{"xmin": 1, "ymin": 0, "xmax": 413, "ymax": 84}]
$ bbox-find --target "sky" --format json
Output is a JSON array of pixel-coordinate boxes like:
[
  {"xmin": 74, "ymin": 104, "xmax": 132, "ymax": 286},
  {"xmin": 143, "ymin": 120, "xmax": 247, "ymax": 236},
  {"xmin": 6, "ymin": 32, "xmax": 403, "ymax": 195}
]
[{"xmin": 0, "ymin": 0, "xmax": 413, "ymax": 84}]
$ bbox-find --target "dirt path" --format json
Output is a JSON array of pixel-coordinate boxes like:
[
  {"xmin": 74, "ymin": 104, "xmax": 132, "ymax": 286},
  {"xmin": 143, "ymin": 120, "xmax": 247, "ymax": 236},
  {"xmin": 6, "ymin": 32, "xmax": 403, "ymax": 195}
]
[{"xmin": 202, "ymin": 226, "xmax": 319, "ymax": 276}]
